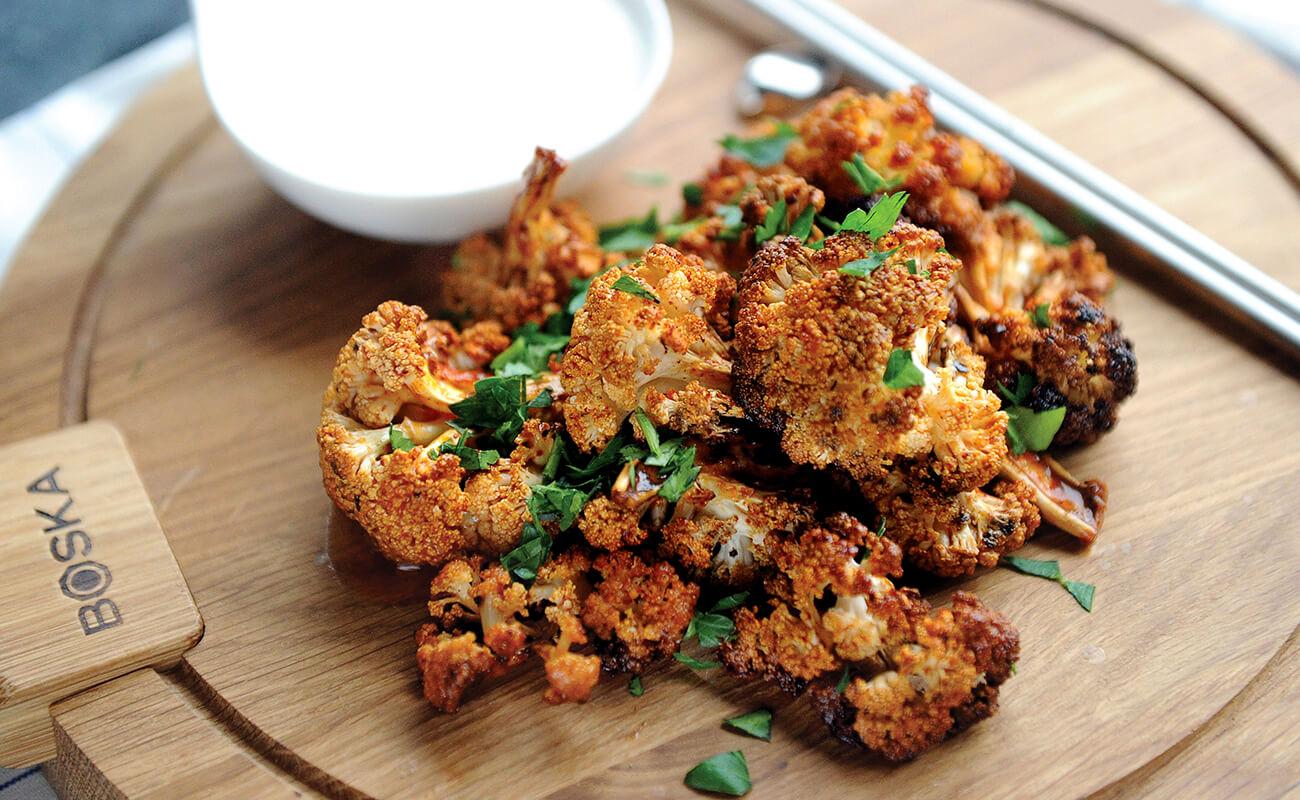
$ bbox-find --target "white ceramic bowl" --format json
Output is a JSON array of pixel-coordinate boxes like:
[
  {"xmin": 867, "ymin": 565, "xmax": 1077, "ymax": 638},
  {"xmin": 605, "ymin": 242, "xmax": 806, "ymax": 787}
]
[{"xmin": 192, "ymin": 0, "xmax": 672, "ymax": 242}]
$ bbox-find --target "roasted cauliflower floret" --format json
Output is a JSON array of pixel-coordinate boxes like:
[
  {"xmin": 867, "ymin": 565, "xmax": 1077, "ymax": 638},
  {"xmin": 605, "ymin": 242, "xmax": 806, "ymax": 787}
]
[
  {"xmin": 318, "ymin": 410, "xmax": 466, "ymax": 565},
  {"xmin": 677, "ymin": 173, "xmax": 828, "ymax": 274},
  {"xmin": 443, "ymin": 148, "xmax": 607, "ymax": 330},
  {"xmin": 807, "ymin": 591, "xmax": 1019, "ymax": 761},
  {"xmin": 459, "ymin": 420, "xmax": 559, "ymax": 555},
  {"xmin": 975, "ymin": 292, "xmax": 1137, "ymax": 446},
  {"xmin": 956, "ymin": 207, "xmax": 1113, "ymax": 313},
  {"xmin": 580, "ymin": 551, "xmax": 700, "ymax": 673},
  {"xmin": 561, "ymin": 244, "xmax": 739, "ymax": 451},
  {"xmin": 785, "ymin": 86, "xmax": 1013, "ymax": 248},
  {"xmin": 659, "ymin": 469, "xmax": 813, "ymax": 586},
  {"xmin": 734, "ymin": 226, "xmax": 1006, "ymax": 491},
  {"xmin": 324, "ymin": 300, "xmax": 500, "ymax": 428},
  {"xmin": 875, "ymin": 478, "xmax": 1041, "ymax": 577}
]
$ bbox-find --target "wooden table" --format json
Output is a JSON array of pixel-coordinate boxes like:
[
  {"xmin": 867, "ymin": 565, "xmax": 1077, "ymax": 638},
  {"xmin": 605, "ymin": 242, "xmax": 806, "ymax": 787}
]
[{"xmin": 1, "ymin": 0, "xmax": 1297, "ymax": 796}]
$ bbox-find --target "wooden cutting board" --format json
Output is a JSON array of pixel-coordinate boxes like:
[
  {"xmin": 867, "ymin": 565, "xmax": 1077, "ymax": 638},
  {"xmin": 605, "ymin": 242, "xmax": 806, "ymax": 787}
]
[{"xmin": 2, "ymin": 0, "xmax": 1298, "ymax": 797}]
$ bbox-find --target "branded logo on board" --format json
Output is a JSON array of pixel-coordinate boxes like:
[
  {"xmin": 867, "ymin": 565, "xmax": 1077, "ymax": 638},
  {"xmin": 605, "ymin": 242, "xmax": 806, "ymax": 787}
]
[{"xmin": 27, "ymin": 466, "xmax": 122, "ymax": 635}]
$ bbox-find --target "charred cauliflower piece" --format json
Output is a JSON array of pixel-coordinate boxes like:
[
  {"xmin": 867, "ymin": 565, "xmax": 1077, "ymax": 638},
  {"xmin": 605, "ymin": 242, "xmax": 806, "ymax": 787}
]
[
  {"xmin": 444, "ymin": 147, "xmax": 607, "ymax": 330},
  {"xmin": 875, "ymin": 478, "xmax": 1041, "ymax": 577},
  {"xmin": 659, "ymin": 468, "xmax": 813, "ymax": 586},
  {"xmin": 561, "ymin": 244, "xmax": 739, "ymax": 451},
  {"xmin": 580, "ymin": 551, "xmax": 700, "ymax": 673},
  {"xmin": 956, "ymin": 207, "xmax": 1113, "ymax": 313},
  {"xmin": 786, "ymin": 86, "xmax": 1013, "ymax": 248},
  {"xmin": 807, "ymin": 591, "xmax": 1019, "ymax": 761},
  {"xmin": 324, "ymin": 300, "xmax": 503, "ymax": 428},
  {"xmin": 676, "ymin": 173, "xmax": 828, "ymax": 274},
  {"xmin": 734, "ymin": 226, "xmax": 1006, "ymax": 492},
  {"xmin": 976, "ymin": 293, "xmax": 1137, "ymax": 446}
]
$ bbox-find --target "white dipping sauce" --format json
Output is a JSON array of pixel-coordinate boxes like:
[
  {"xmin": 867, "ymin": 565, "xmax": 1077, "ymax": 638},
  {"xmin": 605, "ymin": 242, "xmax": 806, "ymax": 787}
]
[{"xmin": 194, "ymin": 1, "xmax": 651, "ymax": 196}]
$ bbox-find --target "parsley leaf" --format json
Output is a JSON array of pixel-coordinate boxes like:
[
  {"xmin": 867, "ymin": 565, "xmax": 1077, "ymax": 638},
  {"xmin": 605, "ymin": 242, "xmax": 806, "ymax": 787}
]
[
  {"xmin": 449, "ymin": 375, "xmax": 535, "ymax": 445},
  {"xmin": 710, "ymin": 592, "xmax": 749, "ymax": 612},
  {"xmin": 1001, "ymin": 555, "xmax": 1095, "ymax": 612},
  {"xmin": 438, "ymin": 440, "xmax": 500, "ymax": 471},
  {"xmin": 1005, "ymin": 405, "xmax": 1066, "ymax": 454},
  {"xmin": 633, "ymin": 409, "xmax": 662, "ymax": 455},
  {"xmin": 838, "ymin": 191, "xmax": 909, "ymax": 239},
  {"xmin": 501, "ymin": 521, "xmax": 551, "ymax": 581},
  {"xmin": 1031, "ymin": 302, "xmax": 1052, "ymax": 328},
  {"xmin": 674, "ymin": 652, "xmax": 721, "ymax": 670},
  {"xmin": 688, "ymin": 613, "xmax": 735, "ymax": 648},
  {"xmin": 629, "ymin": 675, "xmax": 644, "ymax": 697},
  {"xmin": 657, "ymin": 444, "xmax": 701, "ymax": 502},
  {"xmin": 719, "ymin": 121, "xmax": 798, "ymax": 167},
  {"xmin": 841, "ymin": 152, "xmax": 902, "ymax": 195},
  {"xmin": 838, "ymin": 247, "xmax": 898, "ymax": 278},
  {"xmin": 611, "ymin": 274, "xmax": 661, "ymax": 303},
  {"xmin": 491, "ymin": 323, "xmax": 569, "ymax": 377},
  {"xmin": 662, "ymin": 217, "xmax": 706, "ymax": 244},
  {"xmin": 754, "ymin": 199, "xmax": 788, "ymax": 245},
  {"xmin": 1005, "ymin": 200, "xmax": 1069, "ymax": 245},
  {"xmin": 787, "ymin": 203, "xmax": 816, "ymax": 243},
  {"xmin": 388, "ymin": 425, "xmax": 415, "ymax": 452},
  {"xmin": 684, "ymin": 751, "xmax": 751, "ymax": 797},
  {"xmin": 600, "ymin": 208, "xmax": 660, "ymax": 251},
  {"xmin": 714, "ymin": 204, "xmax": 745, "ymax": 241},
  {"xmin": 882, "ymin": 348, "xmax": 926, "ymax": 389},
  {"xmin": 834, "ymin": 666, "xmax": 853, "ymax": 693},
  {"xmin": 724, "ymin": 709, "xmax": 773, "ymax": 741},
  {"xmin": 682, "ymin": 182, "xmax": 704, "ymax": 206},
  {"xmin": 527, "ymin": 484, "xmax": 589, "ymax": 531}
]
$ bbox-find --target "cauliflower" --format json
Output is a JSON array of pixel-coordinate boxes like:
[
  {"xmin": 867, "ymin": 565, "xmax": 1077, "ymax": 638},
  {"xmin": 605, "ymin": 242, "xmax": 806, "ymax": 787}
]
[
  {"xmin": 676, "ymin": 173, "xmax": 828, "ymax": 274},
  {"xmin": 580, "ymin": 551, "xmax": 700, "ymax": 673},
  {"xmin": 1001, "ymin": 452, "xmax": 1107, "ymax": 543},
  {"xmin": 974, "ymin": 292, "xmax": 1137, "ymax": 446},
  {"xmin": 956, "ymin": 207, "xmax": 1113, "ymax": 313},
  {"xmin": 873, "ymin": 478, "xmax": 1041, "ymax": 577},
  {"xmin": 733, "ymin": 225, "xmax": 1006, "ymax": 492},
  {"xmin": 323, "ymin": 301, "xmax": 503, "ymax": 428},
  {"xmin": 807, "ymin": 591, "xmax": 1019, "ymax": 761},
  {"xmin": 560, "ymin": 244, "xmax": 739, "ymax": 451},
  {"xmin": 785, "ymin": 86, "xmax": 1014, "ymax": 249},
  {"xmin": 443, "ymin": 147, "xmax": 609, "ymax": 330},
  {"xmin": 531, "ymin": 550, "xmax": 601, "ymax": 704},
  {"xmin": 659, "ymin": 468, "xmax": 813, "ymax": 586},
  {"xmin": 460, "ymin": 420, "xmax": 558, "ymax": 555}
]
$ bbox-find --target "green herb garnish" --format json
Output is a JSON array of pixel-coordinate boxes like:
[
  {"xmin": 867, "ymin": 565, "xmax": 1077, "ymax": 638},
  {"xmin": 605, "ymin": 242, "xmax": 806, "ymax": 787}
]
[
  {"xmin": 682, "ymin": 182, "xmax": 704, "ymax": 206},
  {"xmin": 684, "ymin": 751, "xmax": 751, "ymax": 797},
  {"xmin": 1031, "ymin": 302, "xmax": 1052, "ymax": 328},
  {"xmin": 838, "ymin": 191, "xmax": 909, "ymax": 239},
  {"xmin": 724, "ymin": 709, "xmax": 772, "ymax": 742},
  {"xmin": 611, "ymin": 274, "xmax": 661, "ymax": 303},
  {"xmin": 388, "ymin": 425, "xmax": 415, "ymax": 452},
  {"xmin": 713, "ymin": 204, "xmax": 745, "ymax": 241},
  {"xmin": 500, "ymin": 521, "xmax": 551, "ymax": 582},
  {"xmin": 1005, "ymin": 200, "xmax": 1069, "ymax": 245},
  {"xmin": 629, "ymin": 675, "xmax": 644, "ymax": 697},
  {"xmin": 661, "ymin": 217, "xmax": 706, "ymax": 244},
  {"xmin": 491, "ymin": 323, "xmax": 569, "ymax": 377},
  {"xmin": 719, "ymin": 121, "xmax": 798, "ymax": 167},
  {"xmin": 838, "ymin": 247, "xmax": 899, "ymax": 278},
  {"xmin": 834, "ymin": 667, "xmax": 853, "ymax": 694},
  {"xmin": 448, "ymin": 375, "xmax": 539, "ymax": 446},
  {"xmin": 527, "ymin": 483, "xmax": 589, "ymax": 531},
  {"xmin": 709, "ymin": 592, "xmax": 749, "ymax": 612},
  {"xmin": 600, "ymin": 208, "xmax": 660, "ymax": 251},
  {"xmin": 438, "ymin": 440, "xmax": 500, "ymax": 471},
  {"xmin": 996, "ymin": 374, "xmax": 1066, "ymax": 454},
  {"xmin": 841, "ymin": 152, "xmax": 902, "ymax": 195},
  {"xmin": 754, "ymin": 199, "xmax": 787, "ymax": 245},
  {"xmin": 882, "ymin": 348, "xmax": 925, "ymax": 389},
  {"xmin": 687, "ymin": 612, "xmax": 735, "ymax": 648},
  {"xmin": 1000, "ymin": 555, "xmax": 1095, "ymax": 612}
]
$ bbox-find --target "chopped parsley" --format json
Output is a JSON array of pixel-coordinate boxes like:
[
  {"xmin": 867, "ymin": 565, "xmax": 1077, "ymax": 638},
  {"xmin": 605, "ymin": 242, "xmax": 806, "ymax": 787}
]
[
  {"xmin": 661, "ymin": 217, "xmax": 706, "ymax": 244},
  {"xmin": 500, "ymin": 521, "xmax": 551, "ymax": 582},
  {"xmin": 837, "ymin": 191, "xmax": 909, "ymax": 239},
  {"xmin": 841, "ymin": 152, "xmax": 902, "ymax": 195},
  {"xmin": 838, "ymin": 247, "xmax": 898, "ymax": 278},
  {"xmin": 611, "ymin": 274, "xmax": 661, "ymax": 303},
  {"xmin": 682, "ymin": 182, "xmax": 704, "ymax": 206},
  {"xmin": 684, "ymin": 751, "xmax": 751, "ymax": 797},
  {"xmin": 713, "ymin": 204, "xmax": 745, "ymax": 242},
  {"xmin": 882, "ymin": 348, "xmax": 926, "ymax": 389},
  {"xmin": 753, "ymin": 199, "xmax": 787, "ymax": 245},
  {"xmin": 1031, "ymin": 302, "xmax": 1052, "ymax": 328},
  {"xmin": 491, "ymin": 323, "xmax": 569, "ymax": 377},
  {"xmin": 629, "ymin": 675, "xmax": 644, "ymax": 697},
  {"xmin": 448, "ymin": 375, "xmax": 546, "ymax": 447},
  {"xmin": 600, "ymin": 208, "xmax": 660, "ymax": 251},
  {"xmin": 723, "ymin": 709, "xmax": 773, "ymax": 741},
  {"xmin": 1005, "ymin": 200, "xmax": 1069, "ymax": 245},
  {"xmin": 788, "ymin": 203, "xmax": 816, "ymax": 242},
  {"xmin": 718, "ymin": 121, "xmax": 799, "ymax": 167},
  {"xmin": 709, "ymin": 591, "xmax": 749, "ymax": 612},
  {"xmin": 527, "ymin": 484, "xmax": 588, "ymax": 531},
  {"xmin": 631, "ymin": 412, "xmax": 700, "ymax": 502},
  {"xmin": 997, "ymin": 374, "xmax": 1066, "ymax": 454},
  {"xmin": 438, "ymin": 440, "xmax": 500, "ymax": 471},
  {"xmin": 674, "ymin": 652, "xmax": 721, "ymax": 670},
  {"xmin": 1000, "ymin": 555, "xmax": 1095, "ymax": 612},
  {"xmin": 687, "ymin": 612, "xmax": 735, "ymax": 648},
  {"xmin": 834, "ymin": 666, "xmax": 853, "ymax": 693},
  {"xmin": 388, "ymin": 425, "xmax": 415, "ymax": 452},
  {"xmin": 905, "ymin": 259, "xmax": 929, "ymax": 278}
]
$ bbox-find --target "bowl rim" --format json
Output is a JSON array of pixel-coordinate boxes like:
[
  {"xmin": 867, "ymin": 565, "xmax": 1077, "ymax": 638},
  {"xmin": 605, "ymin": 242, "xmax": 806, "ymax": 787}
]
[{"xmin": 192, "ymin": 0, "xmax": 674, "ymax": 202}]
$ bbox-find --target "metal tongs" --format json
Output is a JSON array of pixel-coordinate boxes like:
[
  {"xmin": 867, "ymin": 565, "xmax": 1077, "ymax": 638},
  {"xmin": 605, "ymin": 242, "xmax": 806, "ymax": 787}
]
[{"xmin": 694, "ymin": 0, "xmax": 1300, "ymax": 357}]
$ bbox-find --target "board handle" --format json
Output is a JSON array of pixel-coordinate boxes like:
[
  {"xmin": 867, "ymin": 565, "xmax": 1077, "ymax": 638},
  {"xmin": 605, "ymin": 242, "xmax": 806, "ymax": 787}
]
[{"xmin": 0, "ymin": 421, "xmax": 203, "ymax": 767}]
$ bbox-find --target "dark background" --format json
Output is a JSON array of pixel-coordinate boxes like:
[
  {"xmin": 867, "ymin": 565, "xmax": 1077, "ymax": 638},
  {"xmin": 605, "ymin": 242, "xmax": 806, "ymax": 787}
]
[{"xmin": 0, "ymin": 0, "xmax": 188, "ymax": 119}]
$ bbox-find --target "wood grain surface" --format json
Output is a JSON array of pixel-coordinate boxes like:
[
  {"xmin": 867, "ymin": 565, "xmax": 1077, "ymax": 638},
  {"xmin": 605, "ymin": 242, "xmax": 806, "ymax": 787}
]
[{"xmin": 0, "ymin": 0, "xmax": 1297, "ymax": 797}]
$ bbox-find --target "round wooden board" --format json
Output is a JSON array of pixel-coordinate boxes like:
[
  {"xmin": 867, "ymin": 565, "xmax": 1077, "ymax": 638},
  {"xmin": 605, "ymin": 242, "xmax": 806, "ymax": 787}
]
[{"xmin": 4, "ymin": 1, "xmax": 1299, "ymax": 797}]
